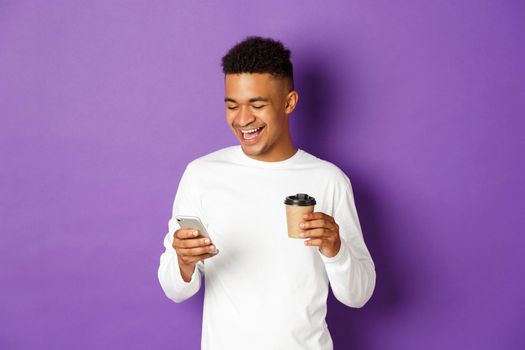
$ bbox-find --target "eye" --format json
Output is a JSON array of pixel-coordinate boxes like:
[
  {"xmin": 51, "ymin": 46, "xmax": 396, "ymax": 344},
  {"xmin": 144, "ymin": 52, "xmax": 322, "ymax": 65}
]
[
  {"xmin": 252, "ymin": 105, "xmax": 265, "ymax": 109},
  {"xmin": 227, "ymin": 105, "xmax": 238, "ymax": 110}
]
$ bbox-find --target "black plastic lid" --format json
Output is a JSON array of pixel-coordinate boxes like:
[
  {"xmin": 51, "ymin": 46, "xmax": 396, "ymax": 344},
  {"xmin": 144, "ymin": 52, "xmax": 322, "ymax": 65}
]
[{"xmin": 284, "ymin": 193, "xmax": 316, "ymax": 206}]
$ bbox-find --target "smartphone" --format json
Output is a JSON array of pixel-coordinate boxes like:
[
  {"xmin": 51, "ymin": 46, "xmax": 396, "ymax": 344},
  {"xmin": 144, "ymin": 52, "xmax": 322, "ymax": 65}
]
[{"xmin": 175, "ymin": 215, "xmax": 210, "ymax": 238}]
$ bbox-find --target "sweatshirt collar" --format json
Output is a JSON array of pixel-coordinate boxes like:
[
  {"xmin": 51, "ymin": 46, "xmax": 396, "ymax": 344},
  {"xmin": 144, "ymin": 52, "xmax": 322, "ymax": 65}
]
[{"xmin": 235, "ymin": 146, "xmax": 304, "ymax": 168}]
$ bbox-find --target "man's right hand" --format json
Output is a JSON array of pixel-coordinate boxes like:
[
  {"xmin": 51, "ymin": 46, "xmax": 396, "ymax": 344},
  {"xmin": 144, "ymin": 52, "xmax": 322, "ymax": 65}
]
[{"xmin": 172, "ymin": 229, "xmax": 218, "ymax": 282}]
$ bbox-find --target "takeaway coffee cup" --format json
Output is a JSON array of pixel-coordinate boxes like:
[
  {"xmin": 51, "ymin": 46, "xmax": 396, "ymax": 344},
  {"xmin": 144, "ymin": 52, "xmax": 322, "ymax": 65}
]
[{"xmin": 284, "ymin": 193, "xmax": 316, "ymax": 238}]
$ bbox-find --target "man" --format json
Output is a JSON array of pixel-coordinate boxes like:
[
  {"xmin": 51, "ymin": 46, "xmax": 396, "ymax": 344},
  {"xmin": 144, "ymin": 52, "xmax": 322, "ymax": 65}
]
[{"xmin": 158, "ymin": 36, "xmax": 376, "ymax": 350}]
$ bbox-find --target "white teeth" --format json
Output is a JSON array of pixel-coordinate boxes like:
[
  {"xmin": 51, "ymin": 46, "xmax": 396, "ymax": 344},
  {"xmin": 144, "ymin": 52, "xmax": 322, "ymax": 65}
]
[
  {"xmin": 241, "ymin": 127, "xmax": 261, "ymax": 134},
  {"xmin": 241, "ymin": 126, "xmax": 263, "ymax": 140}
]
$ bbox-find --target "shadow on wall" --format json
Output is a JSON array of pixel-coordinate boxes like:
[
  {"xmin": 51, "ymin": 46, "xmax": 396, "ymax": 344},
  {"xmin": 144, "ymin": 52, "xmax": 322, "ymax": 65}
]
[
  {"xmin": 292, "ymin": 55, "xmax": 335, "ymax": 160},
  {"xmin": 294, "ymin": 53, "xmax": 411, "ymax": 349}
]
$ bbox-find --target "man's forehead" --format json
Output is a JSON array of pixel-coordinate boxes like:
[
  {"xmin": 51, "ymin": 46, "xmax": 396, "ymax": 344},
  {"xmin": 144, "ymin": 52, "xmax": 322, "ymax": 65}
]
[
  {"xmin": 224, "ymin": 73, "xmax": 287, "ymax": 99},
  {"xmin": 224, "ymin": 96, "xmax": 270, "ymax": 103}
]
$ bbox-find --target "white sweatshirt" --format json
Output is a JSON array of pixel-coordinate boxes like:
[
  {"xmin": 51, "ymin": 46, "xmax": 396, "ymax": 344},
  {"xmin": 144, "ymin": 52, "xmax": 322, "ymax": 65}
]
[{"xmin": 158, "ymin": 146, "xmax": 376, "ymax": 350}]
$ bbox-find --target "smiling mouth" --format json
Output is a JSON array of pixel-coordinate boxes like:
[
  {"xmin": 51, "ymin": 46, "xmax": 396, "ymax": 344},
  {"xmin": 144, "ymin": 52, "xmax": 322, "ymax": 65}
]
[{"xmin": 240, "ymin": 126, "xmax": 265, "ymax": 141}]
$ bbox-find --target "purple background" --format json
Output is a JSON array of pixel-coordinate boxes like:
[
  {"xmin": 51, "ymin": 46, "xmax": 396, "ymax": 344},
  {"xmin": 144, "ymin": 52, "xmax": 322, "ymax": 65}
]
[{"xmin": 1, "ymin": 1, "xmax": 524, "ymax": 349}]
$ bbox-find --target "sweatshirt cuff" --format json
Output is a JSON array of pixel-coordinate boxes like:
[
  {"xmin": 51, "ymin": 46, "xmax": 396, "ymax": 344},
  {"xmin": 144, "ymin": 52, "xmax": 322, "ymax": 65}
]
[{"xmin": 318, "ymin": 239, "xmax": 350, "ymax": 265}]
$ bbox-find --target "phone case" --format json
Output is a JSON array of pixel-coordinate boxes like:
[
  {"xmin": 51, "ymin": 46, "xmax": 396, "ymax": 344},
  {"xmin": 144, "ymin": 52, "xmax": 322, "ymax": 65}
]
[{"xmin": 175, "ymin": 215, "xmax": 210, "ymax": 238}]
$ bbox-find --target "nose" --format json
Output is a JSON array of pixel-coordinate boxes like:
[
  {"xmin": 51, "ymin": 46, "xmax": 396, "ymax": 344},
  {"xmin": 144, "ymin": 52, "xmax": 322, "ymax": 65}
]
[{"xmin": 235, "ymin": 105, "xmax": 256, "ymax": 127}]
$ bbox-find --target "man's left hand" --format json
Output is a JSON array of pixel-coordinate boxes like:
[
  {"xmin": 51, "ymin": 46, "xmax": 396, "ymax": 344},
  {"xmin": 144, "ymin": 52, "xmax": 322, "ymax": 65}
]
[{"xmin": 299, "ymin": 212, "xmax": 341, "ymax": 258}]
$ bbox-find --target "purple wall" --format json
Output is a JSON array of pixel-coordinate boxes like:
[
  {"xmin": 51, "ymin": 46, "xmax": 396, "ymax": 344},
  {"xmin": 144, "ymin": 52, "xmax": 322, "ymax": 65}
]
[{"xmin": 1, "ymin": 1, "xmax": 524, "ymax": 349}]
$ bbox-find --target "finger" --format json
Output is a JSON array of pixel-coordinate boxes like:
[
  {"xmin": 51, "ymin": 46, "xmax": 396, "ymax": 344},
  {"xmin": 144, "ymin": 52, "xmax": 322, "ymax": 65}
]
[
  {"xmin": 303, "ymin": 211, "xmax": 335, "ymax": 222},
  {"xmin": 180, "ymin": 251, "xmax": 219, "ymax": 264},
  {"xmin": 299, "ymin": 218, "xmax": 336, "ymax": 230},
  {"xmin": 304, "ymin": 238, "xmax": 323, "ymax": 247},
  {"xmin": 175, "ymin": 237, "xmax": 211, "ymax": 249},
  {"xmin": 175, "ymin": 229, "xmax": 199, "ymax": 239},
  {"xmin": 299, "ymin": 228, "xmax": 333, "ymax": 238},
  {"xmin": 178, "ymin": 244, "xmax": 217, "ymax": 256}
]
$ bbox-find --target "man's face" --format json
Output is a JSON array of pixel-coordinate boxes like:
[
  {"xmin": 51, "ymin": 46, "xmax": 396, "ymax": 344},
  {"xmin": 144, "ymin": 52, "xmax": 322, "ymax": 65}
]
[{"xmin": 225, "ymin": 73, "xmax": 296, "ymax": 161}]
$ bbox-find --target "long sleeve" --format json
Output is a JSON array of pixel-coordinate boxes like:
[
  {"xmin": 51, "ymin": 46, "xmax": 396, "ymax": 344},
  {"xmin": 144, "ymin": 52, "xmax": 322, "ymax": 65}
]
[
  {"xmin": 157, "ymin": 165, "xmax": 204, "ymax": 303},
  {"xmin": 319, "ymin": 176, "xmax": 376, "ymax": 308}
]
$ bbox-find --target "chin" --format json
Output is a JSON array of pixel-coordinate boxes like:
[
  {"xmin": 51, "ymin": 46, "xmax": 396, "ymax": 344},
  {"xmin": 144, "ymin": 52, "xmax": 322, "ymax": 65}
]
[{"xmin": 241, "ymin": 143, "xmax": 267, "ymax": 157}]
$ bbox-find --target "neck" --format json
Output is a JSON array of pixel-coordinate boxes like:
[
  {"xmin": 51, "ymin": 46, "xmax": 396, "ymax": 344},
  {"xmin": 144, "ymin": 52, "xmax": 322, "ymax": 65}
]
[{"xmin": 243, "ymin": 138, "xmax": 297, "ymax": 162}]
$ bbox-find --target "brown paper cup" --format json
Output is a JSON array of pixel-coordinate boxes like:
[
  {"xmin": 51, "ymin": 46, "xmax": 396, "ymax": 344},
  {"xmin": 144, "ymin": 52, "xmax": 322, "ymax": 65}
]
[{"xmin": 285, "ymin": 204, "xmax": 315, "ymax": 238}]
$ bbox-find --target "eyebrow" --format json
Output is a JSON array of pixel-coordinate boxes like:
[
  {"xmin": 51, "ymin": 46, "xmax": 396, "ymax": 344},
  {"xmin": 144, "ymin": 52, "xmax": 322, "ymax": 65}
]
[{"xmin": 224, "ymin": 96, "xmax": 270, "ymax": 103}]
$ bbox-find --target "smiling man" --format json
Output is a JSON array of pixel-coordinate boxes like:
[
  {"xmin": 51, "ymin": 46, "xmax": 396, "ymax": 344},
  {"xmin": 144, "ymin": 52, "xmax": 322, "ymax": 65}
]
[
  {"xmin": 224, "ymin": 69, "xmax": 297, "ymax": 162},
  {"xmin": 158, "ymin": 37, "xmax": 376, "ymax": 350}
]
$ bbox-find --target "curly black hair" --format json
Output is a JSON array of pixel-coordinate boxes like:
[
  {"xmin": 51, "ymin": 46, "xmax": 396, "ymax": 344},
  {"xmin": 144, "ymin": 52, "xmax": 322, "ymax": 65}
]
[{"xmin": 221, "ymin": 36, "xmax": 294, "ymax": 89}]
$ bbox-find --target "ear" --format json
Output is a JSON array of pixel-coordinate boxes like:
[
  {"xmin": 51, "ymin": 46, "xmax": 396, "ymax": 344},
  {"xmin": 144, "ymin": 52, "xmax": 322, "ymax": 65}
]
[{"xmin": 285, "ymin": 90, "xmax": 299, "ymax": 114}]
